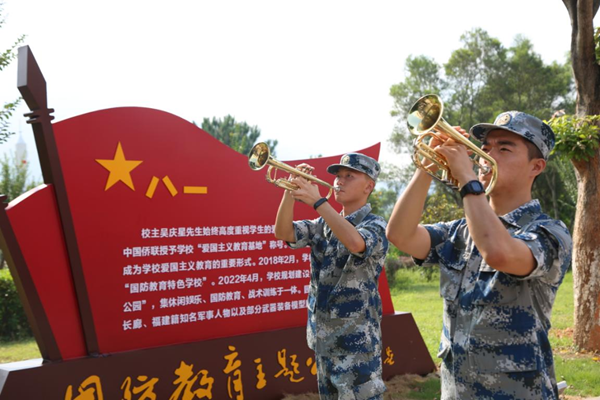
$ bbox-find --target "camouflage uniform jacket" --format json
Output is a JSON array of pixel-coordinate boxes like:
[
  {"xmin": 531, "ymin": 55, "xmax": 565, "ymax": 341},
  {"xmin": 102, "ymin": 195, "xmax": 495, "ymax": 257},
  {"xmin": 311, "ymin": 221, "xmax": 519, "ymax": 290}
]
[
  {"xmin": 289, "ymin": 203, "xmax": 388, "ymax": 356},
  {"xmin": 417, "ymin": 199, "xmax": 572, "ymax": 399}
]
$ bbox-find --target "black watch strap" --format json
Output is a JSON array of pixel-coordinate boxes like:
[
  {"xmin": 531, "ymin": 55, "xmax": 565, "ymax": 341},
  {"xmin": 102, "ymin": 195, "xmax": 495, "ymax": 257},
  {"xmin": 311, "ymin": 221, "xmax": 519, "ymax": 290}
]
[
  {"xmin": 460, "ymin": 180, "xmax": 485, "ymax": 198},
  {"xmin": 313, "ymin": 197, "xmax": 328, "ymax": 210}
]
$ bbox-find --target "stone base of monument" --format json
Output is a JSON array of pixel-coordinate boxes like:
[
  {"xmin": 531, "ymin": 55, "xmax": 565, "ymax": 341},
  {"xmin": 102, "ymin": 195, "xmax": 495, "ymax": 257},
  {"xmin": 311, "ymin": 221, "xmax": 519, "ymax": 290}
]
[{"xmin": 0, "ymin": 312, "xmax": 435, "ymax": 400}]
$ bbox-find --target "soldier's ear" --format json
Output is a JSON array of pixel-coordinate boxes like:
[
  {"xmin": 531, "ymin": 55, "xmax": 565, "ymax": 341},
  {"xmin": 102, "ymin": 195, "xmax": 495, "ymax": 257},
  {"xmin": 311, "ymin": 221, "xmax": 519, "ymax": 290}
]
[
  {"xmin": 364, "ymin": 177, "xmax": 375, "ymax": 194},
  {"xmin": 531, "ymin": 158, "xmax": 546, "ymax": 178}
]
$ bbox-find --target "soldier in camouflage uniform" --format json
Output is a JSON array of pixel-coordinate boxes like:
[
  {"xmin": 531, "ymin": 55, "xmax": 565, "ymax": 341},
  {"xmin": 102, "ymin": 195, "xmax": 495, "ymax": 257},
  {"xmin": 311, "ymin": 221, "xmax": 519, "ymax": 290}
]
[
  {"xmin": 386, "ymin": 111, "xmax": 572, "ymax": 399},
  {"xmin": 274, "ymin": 153, "xmax": 388, "ymax": 400}
]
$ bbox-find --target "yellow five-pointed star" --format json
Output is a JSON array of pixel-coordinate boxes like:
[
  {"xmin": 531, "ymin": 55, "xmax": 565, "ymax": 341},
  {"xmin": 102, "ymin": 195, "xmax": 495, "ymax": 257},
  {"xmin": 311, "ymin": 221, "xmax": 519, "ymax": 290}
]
[{"xmin": 96, "ymin": 142, "xmax": 143, "ymax": 191}]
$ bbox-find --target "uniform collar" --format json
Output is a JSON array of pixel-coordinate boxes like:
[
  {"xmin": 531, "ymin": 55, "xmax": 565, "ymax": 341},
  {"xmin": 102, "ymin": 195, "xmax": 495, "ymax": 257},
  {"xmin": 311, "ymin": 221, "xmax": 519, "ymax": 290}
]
[
  {"xmin": 499, "ymin": 199, "xmax": 542, "ymax": 228},
  {"xmin": 343, "ymin": 203, "xmax": 372, "ymax": 226}
]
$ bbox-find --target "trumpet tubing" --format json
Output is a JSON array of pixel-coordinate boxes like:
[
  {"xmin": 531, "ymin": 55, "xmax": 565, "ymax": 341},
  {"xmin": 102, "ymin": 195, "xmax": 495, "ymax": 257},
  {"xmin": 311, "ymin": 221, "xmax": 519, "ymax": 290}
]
[
  {"xmin": 407, "ymin": 94, "xmax": 498, "ymax": 195},
  {"xmin": 248, "ymin": 142, "xmax": 337, "ymax": 198}
]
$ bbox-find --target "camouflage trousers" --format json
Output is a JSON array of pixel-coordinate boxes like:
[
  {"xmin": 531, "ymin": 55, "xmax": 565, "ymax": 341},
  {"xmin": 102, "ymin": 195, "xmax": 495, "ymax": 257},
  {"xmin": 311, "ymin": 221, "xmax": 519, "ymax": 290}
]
[
  {"xmin": 440, "ymin": 349, "xmax": 559, "ymax": 400},
  {"xmin": 315, "ymin": 352, "xmax": 386, "ymax": 400}
]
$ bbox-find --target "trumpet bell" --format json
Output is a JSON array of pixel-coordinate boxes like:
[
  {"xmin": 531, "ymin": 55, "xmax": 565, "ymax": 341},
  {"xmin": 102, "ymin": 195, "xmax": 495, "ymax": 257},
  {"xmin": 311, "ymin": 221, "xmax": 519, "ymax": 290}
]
[
  {"xmin": 407, "ymin": 94, "xmax": 444, "ymax": 135},
  {"xmin": 248, "ymin": 142, "xmax": 270, "ymax": 171}
]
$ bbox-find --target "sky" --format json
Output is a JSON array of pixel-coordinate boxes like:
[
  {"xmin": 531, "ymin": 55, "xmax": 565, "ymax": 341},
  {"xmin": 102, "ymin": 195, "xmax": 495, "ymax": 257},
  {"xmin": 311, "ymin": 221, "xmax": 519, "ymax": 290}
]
[{"xmin": 0, "ymin": 0, "xmax": 595, "ymax": 183}]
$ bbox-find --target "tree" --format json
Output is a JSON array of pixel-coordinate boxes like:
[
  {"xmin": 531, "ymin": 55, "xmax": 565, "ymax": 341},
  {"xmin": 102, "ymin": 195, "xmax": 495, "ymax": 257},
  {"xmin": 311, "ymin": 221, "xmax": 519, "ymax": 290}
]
[
  {"xmin": 555, "ymin": 0, "xmax": 600, "ymax": 352},
  {"xmin": 196, "ymin": 115, "xmax": 278, "ymax": 157},
  {"xmin": 0, "ymin": 150, "xmax": 39, "ymax": 268},
  {"xmin": 444, "ymin": 28, "xmax": 507, "ymax": 127},
  {"xmin": 389, "ymin": 55, "xmax": 443, "ymax": 155},
  {"xmin": 0, "ymin": 3, "xmax": 26, "ymax": 144},
  {"xmin": 550, "ymin": 0, "xmax": 600, "ymax": 351},
  {"xmin": 368, "ymin": 186, "xmax": 398, "ymax": 222},
  {"xmin": 504, "ymin": 37, "xmax": 574, "ymax": 115},
  {"xmin": 532, "ymin": 154, "xmax": 577, "ymax": 231},
  {"xmin": 0, "ymin": 152, "xmax": 36, "ymax": 202}
]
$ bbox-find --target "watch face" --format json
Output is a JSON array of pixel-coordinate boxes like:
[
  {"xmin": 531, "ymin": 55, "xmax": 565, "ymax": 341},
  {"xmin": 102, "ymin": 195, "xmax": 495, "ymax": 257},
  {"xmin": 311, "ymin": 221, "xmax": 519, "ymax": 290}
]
[
  {"xmin": 461, "ymin": 180, "xmax": 485, "ymax": 197},
  {"xmin": 472, "ymin": 181, "xmax": 484, "ymax": 192}
]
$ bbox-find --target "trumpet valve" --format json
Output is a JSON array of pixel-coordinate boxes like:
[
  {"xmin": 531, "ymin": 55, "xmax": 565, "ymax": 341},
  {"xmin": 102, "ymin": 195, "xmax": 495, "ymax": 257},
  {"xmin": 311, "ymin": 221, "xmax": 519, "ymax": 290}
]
[{"xmin": 478, "ymin": 165, "xmax": 492, "ymax": 175}]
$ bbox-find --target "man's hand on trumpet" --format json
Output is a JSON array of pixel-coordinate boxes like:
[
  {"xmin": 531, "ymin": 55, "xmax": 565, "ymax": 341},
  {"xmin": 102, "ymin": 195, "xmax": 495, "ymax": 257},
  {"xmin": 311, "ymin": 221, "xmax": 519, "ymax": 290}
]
[
  {"xmin": 433, "ymin": 126, "xmax": 478, "ymax": 187},
  {"xmin": 286, "ymin": 163, "xmax": 322, "ymax": 208}
]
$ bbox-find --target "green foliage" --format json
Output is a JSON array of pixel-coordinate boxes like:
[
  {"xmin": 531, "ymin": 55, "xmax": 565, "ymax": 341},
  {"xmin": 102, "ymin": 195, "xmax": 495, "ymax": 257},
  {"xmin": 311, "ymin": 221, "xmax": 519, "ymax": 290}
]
[
  {"xmin": 421, "ymin": 190, "xmax": 463, "ymax": 225},
  {"xmin": 444, "ymin": 28, "xmax": 507, "ymax": 127},
  {"xmin": 595, "ymin": 27, "xmax": 600, "ymax": 63},
  {"xmin": 490, "ymin": 36, "xmax": 573, "ymax": 118},
  {"xmin": 389, "ymin": 56, "xmax": 443, "ymax": 154},
  {"xmin": 0, "ymin": 268, "xmax": 32, "ymax": 341},
  {"xmin": 549, "ymin": 114, "xmax": 600, "ymax": 163},
  {"xmin": 532, "ymin": 155, "xmax": 577, "ymax": 230},
  {"xmin": 0, "ymin": 151, "xmax": 38, "ymax": 203},
  {"xmin": 0, "ymin": 151, "xmax": 39, "ymax": 270},
  {"xmin": 384, "ymin": 189, "xmax": 463, "ymax": 284},
  {"xmin": 390, "ymin": 28, "xmax": 574, "ymax": 140},
  {"xmin": 389, "ymin": 55, "xmax": 444, "ymax": 119},
  {"xmin": 383, "ymin": 250, "xmax": 413, "ymax": 288},
  {"xmin": 369, "ymin": 186, "xmax": 398, "ymax": 221},
  {"xmin": 196, "ymin": 115, "xmax": 278, "ymax": 157},
  {"xmin": 0, "ymin": 4, "xmax": 26, "ymax": 144}
]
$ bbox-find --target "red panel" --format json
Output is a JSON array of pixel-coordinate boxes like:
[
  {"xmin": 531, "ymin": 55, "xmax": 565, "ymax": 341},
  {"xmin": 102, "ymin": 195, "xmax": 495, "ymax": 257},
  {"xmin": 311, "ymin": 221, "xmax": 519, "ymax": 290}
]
[
  {"xmin": 52, "ymin": 107, "xmax": 391, "ymax": 354},
  {"xmin": 6, "ymin": 185, "xmax": 87, "ymax": 359}
]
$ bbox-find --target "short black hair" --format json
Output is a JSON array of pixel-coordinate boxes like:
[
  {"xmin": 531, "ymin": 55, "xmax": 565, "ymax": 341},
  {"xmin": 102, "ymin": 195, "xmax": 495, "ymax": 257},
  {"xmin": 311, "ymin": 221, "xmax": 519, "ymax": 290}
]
[{"xmin": 524, "ymin": 140, "xmax": 544, "ymax": 161}]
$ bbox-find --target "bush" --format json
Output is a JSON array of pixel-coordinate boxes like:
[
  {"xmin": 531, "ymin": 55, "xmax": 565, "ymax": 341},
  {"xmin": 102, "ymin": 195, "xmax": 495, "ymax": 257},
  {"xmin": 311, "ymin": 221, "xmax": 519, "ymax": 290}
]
[
  {"xmin": 384, "ymin": 252, "xmax": 413, "ymax": 287},
  {"xmin": 384, "ymin": 245, "xmax": 438, "ymax": 286},
  {"xmin": 0, "ymin": 268, "xmax": 32, "ymax": 341}
]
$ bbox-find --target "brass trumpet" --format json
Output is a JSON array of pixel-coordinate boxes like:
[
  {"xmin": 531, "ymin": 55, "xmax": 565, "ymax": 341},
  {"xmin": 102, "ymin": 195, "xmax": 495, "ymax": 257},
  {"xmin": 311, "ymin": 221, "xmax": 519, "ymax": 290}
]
[
  {"xmin": 407, "ymin": 94, "xmax": 498, "ymax": 195},
  {"xmin": 248, "ymin": 142, "xmax": 338, "ymax": 199}
]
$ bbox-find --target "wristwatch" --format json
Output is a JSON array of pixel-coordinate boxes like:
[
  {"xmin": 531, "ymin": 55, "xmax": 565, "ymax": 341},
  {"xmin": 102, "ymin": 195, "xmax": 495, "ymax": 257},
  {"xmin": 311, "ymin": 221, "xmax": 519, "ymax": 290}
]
[{"xmin": 460, "ymin": 180, "xmax": 485, "ymax": 198}]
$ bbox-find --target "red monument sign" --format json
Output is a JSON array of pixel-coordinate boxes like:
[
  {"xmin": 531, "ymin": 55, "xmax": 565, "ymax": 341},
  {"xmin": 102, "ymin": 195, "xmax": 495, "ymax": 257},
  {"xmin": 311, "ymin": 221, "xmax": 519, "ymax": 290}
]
[{"xmin": 0, "ymin": 46, "xmax": 434, "ymax": 399}]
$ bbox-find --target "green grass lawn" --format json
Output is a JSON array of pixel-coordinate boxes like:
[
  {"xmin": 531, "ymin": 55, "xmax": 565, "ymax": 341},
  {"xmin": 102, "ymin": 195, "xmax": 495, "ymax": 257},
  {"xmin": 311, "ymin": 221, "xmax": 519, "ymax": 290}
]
[
  {"xmin": 391, "ymin": 268, "xmax": 600, "ymax": 398},
  {"xmin": 0, "ymin": 337, "xmax": 40, "ymax": 363}
]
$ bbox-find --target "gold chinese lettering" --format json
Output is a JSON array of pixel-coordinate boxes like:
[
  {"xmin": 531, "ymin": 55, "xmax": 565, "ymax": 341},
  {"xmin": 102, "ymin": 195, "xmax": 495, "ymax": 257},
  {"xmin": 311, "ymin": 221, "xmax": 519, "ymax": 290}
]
[
  {"xmin": 253, "ymin": 358, "xmax": 266, "ymax": 390},
  {"xmin": 121, "ymin": 375, "xmax": 159, "ymax": 400},
  {"xmin": 64, "ymin": 375, "xmax": 104, "ymax": 400},
  {"xmin": 223, "ymin": 345, "xmax": 244, "ymax": 399},
  {"xmin": 170, "ymin": 361, "xmax": 214, "ymax": 400},
  {"xmin": 383, "ymin": 346, "xmax": 395, "ymax": 366},
  {"xmin": 306, "ymin": 357, "xmax": 317, "ymax": 376},
  {"xmin": 274, "ymin": 349, "xmax": 304, "ymax": 383}
]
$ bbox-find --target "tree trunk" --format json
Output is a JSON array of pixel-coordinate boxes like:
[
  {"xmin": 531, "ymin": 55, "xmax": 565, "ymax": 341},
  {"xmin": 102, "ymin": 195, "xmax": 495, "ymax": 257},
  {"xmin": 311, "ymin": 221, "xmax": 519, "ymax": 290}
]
[
  {"xmin": 572, "ymin": 156, "xmax": 600, "ymax": 350},
  {"xmin": 563, "ymin": 0, "xmax": 600, "ymax": 352}
]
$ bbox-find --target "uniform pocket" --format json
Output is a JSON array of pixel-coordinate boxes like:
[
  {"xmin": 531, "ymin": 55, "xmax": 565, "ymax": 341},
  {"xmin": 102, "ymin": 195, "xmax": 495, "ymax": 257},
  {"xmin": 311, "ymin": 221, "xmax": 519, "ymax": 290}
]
[
  {"xmin": 472, "ymin": 263, "xmax": 521, "ymax": 305},
  {"xmin": 469, "ymin": 343, "xmax": 539, "ymax": 373},
  {"xmin": 468, "ymin": 327, "xmax": 540, "ymax": 373},
  {"xmin": 439, "ymin": 253, "xmax": 466, "ymax": 301}
]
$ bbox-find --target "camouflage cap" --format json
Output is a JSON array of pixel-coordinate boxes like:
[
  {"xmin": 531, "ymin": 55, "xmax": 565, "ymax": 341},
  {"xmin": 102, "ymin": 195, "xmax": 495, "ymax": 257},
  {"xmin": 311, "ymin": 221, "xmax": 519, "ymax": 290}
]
[
  {"xmin": 326, "ymin": 153, "xmax": 381, "ymax": 181},
  {"xmin": 470, "ymin": 111, "xmax": 555, "ymax": 160}
]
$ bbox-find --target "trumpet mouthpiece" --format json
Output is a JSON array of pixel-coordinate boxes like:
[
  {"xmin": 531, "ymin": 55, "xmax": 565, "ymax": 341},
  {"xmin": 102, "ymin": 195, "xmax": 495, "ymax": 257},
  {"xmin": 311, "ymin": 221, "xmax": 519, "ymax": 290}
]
[{"xmin": 333, "ymin": 186, "xmax": 341, "ymax": 192}]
